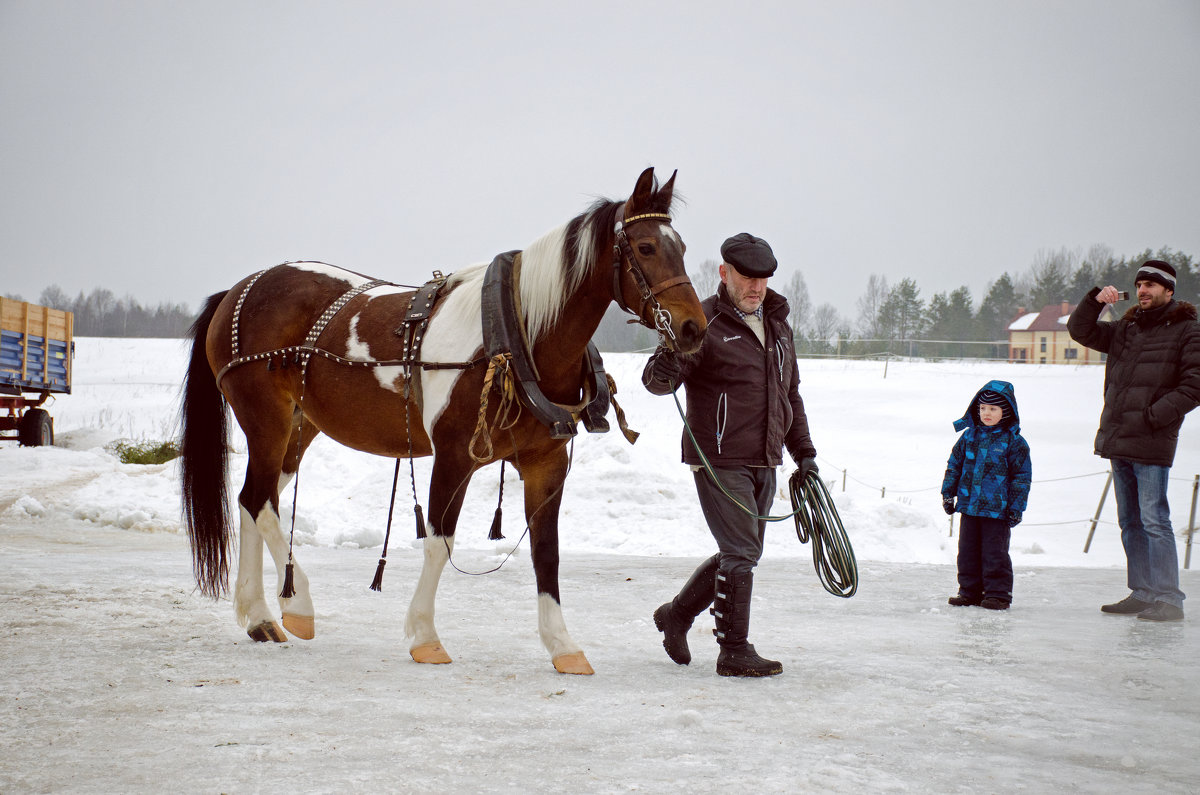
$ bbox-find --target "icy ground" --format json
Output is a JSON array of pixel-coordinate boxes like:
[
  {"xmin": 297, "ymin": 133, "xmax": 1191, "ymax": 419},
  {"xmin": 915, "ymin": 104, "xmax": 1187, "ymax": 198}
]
[
  {"xmin": 2, "ymin": 524, "xmax": 1197, "ymax": 793},
  {"xmin": 2, "ymin": 338, "xmax": 1199, "ymax": 792}
]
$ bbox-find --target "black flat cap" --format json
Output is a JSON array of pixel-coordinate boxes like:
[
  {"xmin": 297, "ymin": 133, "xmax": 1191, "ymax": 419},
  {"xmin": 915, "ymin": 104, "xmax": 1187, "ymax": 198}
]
[{"xmin": 720, "ymin": 233, "xmax": 777, "ymax": 278}]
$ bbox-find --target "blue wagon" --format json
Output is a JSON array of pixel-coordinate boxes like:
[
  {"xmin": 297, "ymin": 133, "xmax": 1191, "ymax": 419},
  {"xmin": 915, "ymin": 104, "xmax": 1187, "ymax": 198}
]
[{"xmin": 0, "ymin": 297, "xmax": 73, "ymax": 446}]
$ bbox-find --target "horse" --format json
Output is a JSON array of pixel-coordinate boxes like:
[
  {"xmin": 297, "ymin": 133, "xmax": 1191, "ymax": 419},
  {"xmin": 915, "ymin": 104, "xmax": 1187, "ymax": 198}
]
[{"xmin": 179, "ymin": 167, "xmax": 706, "ymax": 674}]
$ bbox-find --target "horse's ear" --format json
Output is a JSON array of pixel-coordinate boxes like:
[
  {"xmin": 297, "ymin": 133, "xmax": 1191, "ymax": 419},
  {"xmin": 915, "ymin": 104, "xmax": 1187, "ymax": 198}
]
[
  {"xmin": 628, "ymin": 167, "xmax": 656, "ymax": 213},
  {"xmin": 659, "ymin": 169, "xmax": 677, "ymax": 207}
]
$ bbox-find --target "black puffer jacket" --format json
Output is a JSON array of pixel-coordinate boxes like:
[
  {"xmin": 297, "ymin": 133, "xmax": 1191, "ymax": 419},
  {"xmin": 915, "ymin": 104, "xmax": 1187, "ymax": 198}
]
[
  {"xmin": 1067, "ymin": 287, "xmax": 1200, "ymax": 466},
  {"xmin": 642, "ymin": 284, "xmax": 816, "ymax": 467}
]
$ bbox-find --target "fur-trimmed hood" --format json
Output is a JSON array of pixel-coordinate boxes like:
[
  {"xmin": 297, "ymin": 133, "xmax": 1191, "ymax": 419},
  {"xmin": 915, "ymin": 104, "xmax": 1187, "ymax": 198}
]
[{"xmin": 1120, "ymin": 299, "xmax": 1198, "ymax": 325}]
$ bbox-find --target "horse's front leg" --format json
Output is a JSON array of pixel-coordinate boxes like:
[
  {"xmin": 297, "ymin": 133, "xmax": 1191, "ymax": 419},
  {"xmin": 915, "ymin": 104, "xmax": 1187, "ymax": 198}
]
[
  {"xmin": 404, "ymin": 453, "xmax": 472, "ymax": 665},
  {"xmin": 523, "ymin": 448, "xmax": 593, "ymax": 675}
]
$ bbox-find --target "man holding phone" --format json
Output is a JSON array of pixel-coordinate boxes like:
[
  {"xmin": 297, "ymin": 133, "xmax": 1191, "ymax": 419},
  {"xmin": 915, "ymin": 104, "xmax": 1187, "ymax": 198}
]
[{"xmin": 1068, "ymin": 260, "xmax": 1200, "ymax": 621}]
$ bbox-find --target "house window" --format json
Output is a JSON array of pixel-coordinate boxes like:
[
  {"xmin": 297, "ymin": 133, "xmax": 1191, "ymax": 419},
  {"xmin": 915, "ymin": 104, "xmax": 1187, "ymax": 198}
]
[
  {"xmin": 1040, "ymin": 337, "xmax": 1047, "ymax": 352},
  {"xmin": 1040, "ymin": 357, "xmax": 1046, "ymax": 364},
  {"xmin": 1064, "ymin": 348, "xmax": 1078, "ymax": 360}
]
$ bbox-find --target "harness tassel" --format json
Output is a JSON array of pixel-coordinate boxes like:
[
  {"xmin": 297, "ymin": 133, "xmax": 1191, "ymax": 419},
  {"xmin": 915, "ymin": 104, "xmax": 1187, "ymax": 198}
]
[
  {"xmin": 280, "ymin": 562, "xmax": 296, "ymax": 598},
  {"xmin": 414, "ymin": 504, "xmax": 427, "ymax": 539},
  {"xmin": 488, "ymin": 460, "xmax": 506, "ymax": 540},
  {"xmin": 369, "ymin": 558, "xmax": 387, "ymax": 592}
]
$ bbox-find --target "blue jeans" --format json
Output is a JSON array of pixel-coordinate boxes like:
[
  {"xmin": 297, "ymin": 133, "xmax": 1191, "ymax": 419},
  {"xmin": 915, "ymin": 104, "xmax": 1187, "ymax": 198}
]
[{"xmin": 1110, "ymin": 459, "xmax": 1185, "ymax": 608}]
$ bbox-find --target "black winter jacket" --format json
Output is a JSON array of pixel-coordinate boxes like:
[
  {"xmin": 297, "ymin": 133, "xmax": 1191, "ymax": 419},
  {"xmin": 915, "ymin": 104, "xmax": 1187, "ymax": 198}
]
[
  {"xmin": 642, "ymin": 284, "xmax": 816, "ymax": 467},
  {"xmin": 1067, "ymin": 287, "xmax": 1200, "ymax": 466}
]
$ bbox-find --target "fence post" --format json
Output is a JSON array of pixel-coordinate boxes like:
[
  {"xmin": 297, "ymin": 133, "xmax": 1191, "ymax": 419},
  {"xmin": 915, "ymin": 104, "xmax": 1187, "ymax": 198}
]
[
  {"xmin": 842, "ymin": 469, "xmax": 847, "ymax": 493},
  {"xmin": 881, "ymin": 486, "xmax": 886, "ymax": 499},
  {"xmin": 1083, "ymin": 470, "xmax": 1113, "ymax": 553},
  {"xmin": 948, "ymin": 515, "xmax": 954, "ymax": 538},
  {"xmin": 1184, "ymin": 474, "xmax": 1199, "ymax": 570}
]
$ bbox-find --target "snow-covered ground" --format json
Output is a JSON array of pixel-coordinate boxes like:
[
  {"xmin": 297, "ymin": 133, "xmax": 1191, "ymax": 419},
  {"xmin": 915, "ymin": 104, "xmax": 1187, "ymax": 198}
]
[{"xmin": 2, "ymin": 338, "xmax": 1199, "ymax": 793}]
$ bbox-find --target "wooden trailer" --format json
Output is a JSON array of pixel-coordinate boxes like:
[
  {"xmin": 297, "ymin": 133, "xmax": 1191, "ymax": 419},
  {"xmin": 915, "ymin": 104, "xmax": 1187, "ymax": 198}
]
[{"xmin": 0, "ymin": 297, "xmax": 74, "ymax": 446}]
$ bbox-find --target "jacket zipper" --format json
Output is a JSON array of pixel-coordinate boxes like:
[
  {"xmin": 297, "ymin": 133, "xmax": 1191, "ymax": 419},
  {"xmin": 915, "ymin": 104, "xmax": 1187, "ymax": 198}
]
[{"xmin": 715, "ymin": 392, "xmax": 727, "ymax": 454}]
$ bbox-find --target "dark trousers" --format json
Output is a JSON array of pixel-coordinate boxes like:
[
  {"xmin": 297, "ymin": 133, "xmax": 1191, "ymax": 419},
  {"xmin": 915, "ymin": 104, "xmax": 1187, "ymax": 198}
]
[
  {"xmin": 693, "ymin": 466, "xmax": 776, "ymax": 576},
  {"xmin": 956, "ymin": 514, "xmax": 1013, "ymax": 603}
]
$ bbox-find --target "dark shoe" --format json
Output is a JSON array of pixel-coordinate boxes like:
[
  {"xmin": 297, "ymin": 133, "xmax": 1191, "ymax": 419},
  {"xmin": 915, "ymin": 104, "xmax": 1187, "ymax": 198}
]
[
  {"xmin": 1101, "ymin": 595, "xmax": 1153, "ymax": 615},
  {"xmin": 1137, "ymin": 602, "xmax": 1184, "ymax": 622},
  {"xmin": 980, "ymin": 597, "xmax": 1010, "ymax": 610},
  {"xmin": 653, "ymin": 554, "xmax": 719, "ymax": 665},
  {"xmin": 948, "ymin": 595, "xmax": 982, "ymax": 607},
  {"xmin": 711, "ymin": 570, "xmax": 782, "ymax": 677},
  {"xmin": 716, "ymin": 643, "xmax": 783, "ymax": 677}
]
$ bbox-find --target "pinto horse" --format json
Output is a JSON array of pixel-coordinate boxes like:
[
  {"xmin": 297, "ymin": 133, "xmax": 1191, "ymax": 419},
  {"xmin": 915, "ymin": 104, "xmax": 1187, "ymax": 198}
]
[{"xmin": 179, "ymin": 167, "xmax": 706, "ymax": 673}]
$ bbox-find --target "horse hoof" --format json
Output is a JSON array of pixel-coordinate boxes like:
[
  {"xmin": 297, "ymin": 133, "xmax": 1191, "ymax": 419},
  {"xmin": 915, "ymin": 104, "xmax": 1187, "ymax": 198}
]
[
  {"xmin": 553, "ymin": 652, "xmax": 594, "ymax": 675},
  {"xmin": 282, "ymin": 613, "xmax": 315, "ymax": 640},
  {"xmin": 410, "ymin": 642, "xmax": 452, "ymax": 664},
  {"xmin": 248, "ymin": 621, "xmax": 288, "ymax": 643}
]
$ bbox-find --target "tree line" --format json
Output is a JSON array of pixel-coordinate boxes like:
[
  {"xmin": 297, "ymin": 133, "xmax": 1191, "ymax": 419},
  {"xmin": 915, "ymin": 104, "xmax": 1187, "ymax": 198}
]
[
  {"xmin": 9, "ymin": 243, "xmax": 1194, "ymax": 352},
  {"xmin": 2, "ymin": 285, "xmax": 194, "ymax": 338},
  {"xmin": 594, "ymin": 244, "xmax": 1195, "ymax": 358}
]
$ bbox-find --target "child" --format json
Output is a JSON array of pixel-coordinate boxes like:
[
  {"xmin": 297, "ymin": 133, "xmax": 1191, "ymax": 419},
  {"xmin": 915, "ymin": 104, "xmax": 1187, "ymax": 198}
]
[{"xmin": 941, "ymin": 380, "xmax": 1032, "ymax": 610}]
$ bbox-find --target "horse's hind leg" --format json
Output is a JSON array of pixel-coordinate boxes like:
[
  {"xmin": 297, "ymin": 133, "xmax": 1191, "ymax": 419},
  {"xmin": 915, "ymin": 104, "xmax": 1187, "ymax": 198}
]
[
  {"xmin": 259, "ymin": 412, "xmax": 320, "ymax": 640},
  {"xmin": 232, "ymin": 403, "xmax": 314, "ymax": 642}
]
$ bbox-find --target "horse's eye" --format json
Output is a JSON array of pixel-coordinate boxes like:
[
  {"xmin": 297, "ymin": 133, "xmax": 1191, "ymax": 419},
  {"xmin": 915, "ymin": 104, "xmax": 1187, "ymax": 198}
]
[{"xmin": 637, "ymin": 243, "xmax": 655, "ymax": 256}]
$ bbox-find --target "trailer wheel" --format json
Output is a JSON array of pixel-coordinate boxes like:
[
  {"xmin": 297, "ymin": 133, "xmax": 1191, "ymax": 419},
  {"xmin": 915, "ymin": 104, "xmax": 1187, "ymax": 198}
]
[{"xmin": 18, "ymin": 409, "xmax": 53, "ymax": 447}]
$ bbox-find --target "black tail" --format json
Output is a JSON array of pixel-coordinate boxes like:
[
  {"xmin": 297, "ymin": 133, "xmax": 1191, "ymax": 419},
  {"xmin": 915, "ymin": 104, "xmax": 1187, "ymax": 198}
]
[{"xmin": 180, "ymin": 291, "xmax": 232, "ymax": 599}]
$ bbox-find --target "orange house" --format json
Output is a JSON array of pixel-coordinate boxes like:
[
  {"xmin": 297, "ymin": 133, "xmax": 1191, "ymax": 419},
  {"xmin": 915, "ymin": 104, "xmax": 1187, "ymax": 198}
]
[{"xmin": 1007, "ymin": 301, "xmax": 1117, "ymax": 364}]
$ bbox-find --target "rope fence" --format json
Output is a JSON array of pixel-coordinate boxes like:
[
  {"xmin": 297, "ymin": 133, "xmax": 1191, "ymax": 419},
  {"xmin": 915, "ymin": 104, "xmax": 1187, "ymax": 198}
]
[{"xmin": 809, "ymin": 457, "xmax": 1200, "ymax": 569}]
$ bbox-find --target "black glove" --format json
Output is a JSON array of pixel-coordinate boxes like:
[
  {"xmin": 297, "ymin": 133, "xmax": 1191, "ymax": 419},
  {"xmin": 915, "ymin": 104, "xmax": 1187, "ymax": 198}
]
[
  {"xmin": 797, "ymin": 457, "xmax": 818, "ymax": 482},
  {"xmin": 1006, "ymin": 509, "xmax": 1022, "ymax": 528},
  {"xmin": 942, "ymin": 497, "xmax": 955, "ymax": 515},
  {"xmin": 652, "ymin": 349, "xmax": 682, "ymax": 383}
]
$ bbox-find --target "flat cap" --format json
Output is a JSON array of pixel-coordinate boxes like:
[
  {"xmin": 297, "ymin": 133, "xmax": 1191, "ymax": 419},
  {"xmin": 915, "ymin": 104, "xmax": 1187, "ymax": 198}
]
[{"xmin": 720, "ymin": 233, "xmax": 777, "ymax": 278}]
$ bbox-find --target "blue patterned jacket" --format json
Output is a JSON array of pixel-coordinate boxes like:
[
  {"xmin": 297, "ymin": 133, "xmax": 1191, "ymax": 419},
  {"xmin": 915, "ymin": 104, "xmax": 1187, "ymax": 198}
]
[{"xmin": 941, "ymin": 380, "xmax": 1032, "ymax": 519}]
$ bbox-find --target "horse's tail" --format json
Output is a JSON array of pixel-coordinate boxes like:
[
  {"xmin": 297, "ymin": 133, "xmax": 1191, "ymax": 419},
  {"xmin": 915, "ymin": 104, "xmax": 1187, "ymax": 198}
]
[{"xmin": 180, "ymin": 291, "xmax": 232, "ymax": 600}]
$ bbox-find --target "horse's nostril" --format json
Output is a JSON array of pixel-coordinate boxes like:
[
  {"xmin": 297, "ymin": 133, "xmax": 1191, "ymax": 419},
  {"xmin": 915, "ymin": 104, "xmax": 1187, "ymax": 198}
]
[{"xmin": 678, "ymin": 319, "xmax": 704, "ymax": 354}]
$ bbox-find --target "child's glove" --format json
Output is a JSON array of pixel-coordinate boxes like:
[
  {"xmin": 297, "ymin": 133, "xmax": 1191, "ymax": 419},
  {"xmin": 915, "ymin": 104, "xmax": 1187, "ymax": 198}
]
[
  {"xmin": 942, "ymin": 497, "xmax": 955, "ymax": 515},
  {"xmin": 1006, "ymin": 509, "xmax": 1022, "ymax": 528}
]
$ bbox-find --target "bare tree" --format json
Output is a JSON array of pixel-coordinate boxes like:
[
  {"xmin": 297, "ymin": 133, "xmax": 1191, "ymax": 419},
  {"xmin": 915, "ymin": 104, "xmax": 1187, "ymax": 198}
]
[
  {"xmin": 689, "ymin": 259, "xmax": 720, "ymax": 299},
  {"xmin": 855, "ymin": 273, "xmax": 889, "ymax": 340},
  {"xmin": 781, "ymin": 270, "xmax": 811, "ymax": 336}
]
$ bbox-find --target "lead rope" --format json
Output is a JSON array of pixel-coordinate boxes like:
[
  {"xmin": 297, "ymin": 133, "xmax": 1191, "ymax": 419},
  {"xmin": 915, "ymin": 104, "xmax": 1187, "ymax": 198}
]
[{"xmin": 669, "ymin": 377, "xmax": 858, "ymax": 598}]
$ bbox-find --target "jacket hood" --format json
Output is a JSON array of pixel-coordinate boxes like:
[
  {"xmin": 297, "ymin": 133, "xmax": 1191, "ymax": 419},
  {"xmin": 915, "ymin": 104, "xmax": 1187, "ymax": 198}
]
[{"xmin": 953, "ymin": 379, "xmax": 1020, "ymax": 433}]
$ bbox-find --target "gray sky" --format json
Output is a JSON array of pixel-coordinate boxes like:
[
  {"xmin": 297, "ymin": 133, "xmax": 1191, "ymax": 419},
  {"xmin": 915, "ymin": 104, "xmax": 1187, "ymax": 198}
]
[{"xmin": 2, "ymin": 0, "xmax": 1198, "ymax": 319}]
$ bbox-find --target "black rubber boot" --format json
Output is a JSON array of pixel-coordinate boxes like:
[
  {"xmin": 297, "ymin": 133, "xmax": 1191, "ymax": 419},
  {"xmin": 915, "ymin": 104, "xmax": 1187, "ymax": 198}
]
[
  {"xmin": 652, "ymin": 554, "xmax": 719, "ymax": 665},
  {"xmin": 712, "ymin": 570, "xmax": 782, "ymax": 677}
]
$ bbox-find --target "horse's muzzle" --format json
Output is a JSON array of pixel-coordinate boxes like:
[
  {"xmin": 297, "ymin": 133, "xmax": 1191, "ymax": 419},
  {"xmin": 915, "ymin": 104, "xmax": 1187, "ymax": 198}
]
[{"xmin": 672, "ymin": 318, "xmax": 705, "ymax": 355}]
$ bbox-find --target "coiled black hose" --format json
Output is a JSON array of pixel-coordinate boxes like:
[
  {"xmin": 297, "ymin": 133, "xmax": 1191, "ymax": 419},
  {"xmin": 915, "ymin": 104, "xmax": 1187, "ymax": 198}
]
[{"xmin": 789, "ymin": 469, "xmax": 858, "ymax": 598}]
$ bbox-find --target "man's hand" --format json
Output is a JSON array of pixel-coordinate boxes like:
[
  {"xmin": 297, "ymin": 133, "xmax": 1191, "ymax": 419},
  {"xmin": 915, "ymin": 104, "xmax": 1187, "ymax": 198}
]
[
  {"xmin": 942, "ymin": 497, "xmax": 955, "ymax": 515},
  {"xmin": 797, "ymin": 457, "xmax": 818, "ymax": 481},
  {"xmin": 1006, "ymin": 509, "xmax": 1022, "ymax": 528},
  {"xmin": 1096, "ymin": 285, "xmax": 1122, "ymax": 305}
]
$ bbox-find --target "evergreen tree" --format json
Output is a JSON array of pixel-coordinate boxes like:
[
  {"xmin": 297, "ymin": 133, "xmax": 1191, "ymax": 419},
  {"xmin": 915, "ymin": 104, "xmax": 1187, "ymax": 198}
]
[
  {"xmin": 976, "ymin": 273, "xmax": 1021, "ymax": 359},
  {"xmin": 879, "ymin": 278, "xmax": 924, "ymax": 354}
]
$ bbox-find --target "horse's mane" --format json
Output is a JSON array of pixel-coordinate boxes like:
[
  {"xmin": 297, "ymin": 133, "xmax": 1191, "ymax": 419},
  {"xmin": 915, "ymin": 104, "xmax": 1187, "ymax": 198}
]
[
  {"xmin": 439, "ymin": 178, "xmax": 675, "ymax": 345},
  {"xmin": 521, "ymin": 179, "xmax": 675, "ymax": 343}
]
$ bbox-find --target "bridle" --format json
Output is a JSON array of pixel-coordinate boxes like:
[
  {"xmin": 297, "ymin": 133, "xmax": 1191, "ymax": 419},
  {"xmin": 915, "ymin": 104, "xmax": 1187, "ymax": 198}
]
[{"xmin": 611, "ymin": 210, "xmax": 692, "ymax": 347}]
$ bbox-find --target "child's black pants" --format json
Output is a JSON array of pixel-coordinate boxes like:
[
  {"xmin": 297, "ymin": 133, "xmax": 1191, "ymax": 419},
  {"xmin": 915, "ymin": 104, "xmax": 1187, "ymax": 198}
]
[{"xmin": 956, "ymin": 514, "xmax": 1013, "ymax": 603}]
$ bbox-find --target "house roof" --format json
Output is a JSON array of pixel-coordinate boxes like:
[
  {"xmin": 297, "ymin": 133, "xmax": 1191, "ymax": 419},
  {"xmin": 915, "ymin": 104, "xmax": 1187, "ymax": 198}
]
[{"xmin": 1008, "ymin": 304, "xmax": 1077, "ymax": 333}]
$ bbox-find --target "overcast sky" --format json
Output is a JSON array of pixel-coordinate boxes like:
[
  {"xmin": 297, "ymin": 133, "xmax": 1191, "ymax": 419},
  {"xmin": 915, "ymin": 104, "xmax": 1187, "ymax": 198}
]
[{"xmin": 2, "ymin": 0, "xmax": 1198, "ymax": 319}]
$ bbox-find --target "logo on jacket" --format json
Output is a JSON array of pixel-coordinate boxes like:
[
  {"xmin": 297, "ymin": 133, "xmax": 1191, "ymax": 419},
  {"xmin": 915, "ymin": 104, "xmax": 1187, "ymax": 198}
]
[{"xmin": 723, "ymin": 335, "xmax": 742, "ymax": 342}]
